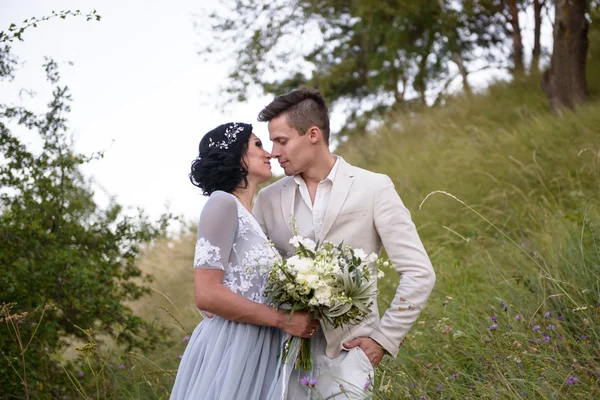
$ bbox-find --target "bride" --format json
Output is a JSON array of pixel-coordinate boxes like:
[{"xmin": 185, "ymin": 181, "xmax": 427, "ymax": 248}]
[{"xmin": 170, "ymin": 122, "xmax": 319, "ymax": 400}]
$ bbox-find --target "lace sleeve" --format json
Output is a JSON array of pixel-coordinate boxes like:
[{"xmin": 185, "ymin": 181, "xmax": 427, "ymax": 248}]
[{"xmin": 193, "ymin": 191, "xmax": 238, "ymax": 270}]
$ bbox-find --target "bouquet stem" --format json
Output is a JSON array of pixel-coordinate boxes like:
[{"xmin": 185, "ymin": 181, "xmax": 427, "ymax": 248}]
[
  {"xmin": 281, "ymin": 336, "xmax": 313, "ymax": 371},
  {"xmin": 296, "ymin": 338, "xmax": 312, "ymax": 371}
]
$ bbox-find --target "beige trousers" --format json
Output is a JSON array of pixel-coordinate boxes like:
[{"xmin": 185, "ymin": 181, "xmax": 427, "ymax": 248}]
[{"xmin": 286, "ymin": 332, "xmax": 374, "ymax": 400}]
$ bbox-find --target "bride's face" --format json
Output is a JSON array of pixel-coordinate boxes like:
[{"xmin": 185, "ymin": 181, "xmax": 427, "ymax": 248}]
[
  {"xmin": 268, "ymin": 114, "xmax": 313, "ymax": 176},
  {"xmin": 243, "ymin": 133, "xmax": 272, "ymax": 183}
]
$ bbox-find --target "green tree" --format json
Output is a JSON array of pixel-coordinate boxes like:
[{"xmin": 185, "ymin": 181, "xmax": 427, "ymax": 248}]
[
  {"xmin": 0, "ymin": 16, "xmax": 172, "ymax": 398},
  {"xmin": 199, "ymin": 0, "xmax": 513, "ymax": 135}
]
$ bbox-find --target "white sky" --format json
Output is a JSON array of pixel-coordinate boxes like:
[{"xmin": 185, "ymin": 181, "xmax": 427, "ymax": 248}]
[{"xmin": 0, "ymin": 1, "xmax": 552, "ymax": 228}]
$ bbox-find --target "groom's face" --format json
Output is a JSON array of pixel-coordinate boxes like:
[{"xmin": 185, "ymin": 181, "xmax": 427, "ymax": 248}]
[{"xmin": 268, "ymin": 114, "xmax": 313, "ymax": 176}]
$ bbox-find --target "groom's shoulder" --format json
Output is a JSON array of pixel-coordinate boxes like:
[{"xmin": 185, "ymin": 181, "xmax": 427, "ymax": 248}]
[
  {"xmin": 345, "ymin": 161, "xmax": 392, "ymax": 187},
  {"xmin": 257, "ymin": 176, "xmax": 293, "ymax": 199}
]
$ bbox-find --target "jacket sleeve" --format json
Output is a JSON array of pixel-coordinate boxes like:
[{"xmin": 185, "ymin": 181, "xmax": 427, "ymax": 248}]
[{"xmin": 369, "ymin": 176, "xmax": 436, "ymax": 357}]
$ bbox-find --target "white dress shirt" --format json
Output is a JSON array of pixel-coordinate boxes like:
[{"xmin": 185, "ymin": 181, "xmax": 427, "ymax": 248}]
[{"xmin": 293, "ymin": 157, "xmax": 340, "ymax": 240}]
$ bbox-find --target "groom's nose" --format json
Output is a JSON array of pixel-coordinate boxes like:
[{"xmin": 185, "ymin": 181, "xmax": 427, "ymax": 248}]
[{"xmin": 271, "ymin": 145, "xmax": 282, "ymax": 159}]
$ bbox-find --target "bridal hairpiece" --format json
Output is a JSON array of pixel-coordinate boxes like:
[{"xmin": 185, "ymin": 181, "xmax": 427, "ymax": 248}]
[{"xmin": 208, "ymin": 123, "xmax": 246, "ymax": 149}]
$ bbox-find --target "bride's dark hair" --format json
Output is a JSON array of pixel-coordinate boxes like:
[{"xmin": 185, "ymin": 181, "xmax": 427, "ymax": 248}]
[{"xmin": 189, "ymin": 122, "xmax": 253, "ymax": 195}]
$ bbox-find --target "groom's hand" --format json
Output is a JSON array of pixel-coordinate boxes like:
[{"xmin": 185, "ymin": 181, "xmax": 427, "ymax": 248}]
[{"xmin": 344, "ymin": 337, "xmax": 385, "ymax": 368}]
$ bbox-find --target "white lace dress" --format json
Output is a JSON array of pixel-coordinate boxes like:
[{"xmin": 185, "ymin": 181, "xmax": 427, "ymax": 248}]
[{"xmin": 170, "ymin": 191, "xmax": 285, "ymax": 400}]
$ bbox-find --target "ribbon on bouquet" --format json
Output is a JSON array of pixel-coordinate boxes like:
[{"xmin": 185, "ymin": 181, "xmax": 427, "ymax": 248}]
[{"xmin": 267, "ymin": 333, "xmax": 314, "ymax": 400}]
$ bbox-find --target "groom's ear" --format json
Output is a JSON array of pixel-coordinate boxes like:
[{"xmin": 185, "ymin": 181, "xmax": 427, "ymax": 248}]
[{"xmin": 307, "ymin": 126, "xmax": 323, "ymax": 144}]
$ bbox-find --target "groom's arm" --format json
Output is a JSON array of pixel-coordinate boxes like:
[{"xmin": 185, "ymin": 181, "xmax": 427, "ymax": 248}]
[
  {"xmin": 369, "ymin": 175, "xmax": 436, "ymax": 358},
  {"xmin": 252, "ymin": 190, "xmax": 269, "ymax": 236}
]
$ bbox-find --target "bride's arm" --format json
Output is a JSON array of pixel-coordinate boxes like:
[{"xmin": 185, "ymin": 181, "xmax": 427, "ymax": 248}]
[
  {"xmin": 192, "ymin": 191, "xmax": 317, "ymax": 337},
  {"xmin": 194, "ymin": 269, "xmax": 316, "ymax": 337}
]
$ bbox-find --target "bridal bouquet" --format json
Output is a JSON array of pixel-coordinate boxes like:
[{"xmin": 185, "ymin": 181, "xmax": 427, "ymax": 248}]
[{"xmin": 265, "ymin": 235, "xmax": 387, "ymax": 371}]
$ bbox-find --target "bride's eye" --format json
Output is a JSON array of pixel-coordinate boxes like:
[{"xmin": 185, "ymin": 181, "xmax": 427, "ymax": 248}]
[{"xmin": 256, "ymin": 141, "xmax": 262, "ymax": 147}]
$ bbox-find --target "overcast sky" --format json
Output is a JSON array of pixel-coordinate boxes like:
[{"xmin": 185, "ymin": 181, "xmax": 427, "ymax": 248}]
[{"xmin": 1, "ymin": 0, "xmax": 552, "ymax": 229}]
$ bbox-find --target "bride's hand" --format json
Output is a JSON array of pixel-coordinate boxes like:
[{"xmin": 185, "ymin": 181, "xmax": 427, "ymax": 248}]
[{"xmin": 277, "ymin": 310, "xmax": 320, "ymax": 338}]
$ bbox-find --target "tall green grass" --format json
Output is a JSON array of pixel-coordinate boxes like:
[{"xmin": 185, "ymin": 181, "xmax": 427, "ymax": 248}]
[{"xmin": 335, "ymin": 74, "xmax": 600, "ymax": 398}]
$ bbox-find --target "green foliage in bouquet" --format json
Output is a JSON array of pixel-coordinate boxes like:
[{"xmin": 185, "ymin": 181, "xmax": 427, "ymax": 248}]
[
  {"xmin": 265, "ymin": 238, "xmax": 384, "ymax": 329},
  {"xmin": 265, "ymin": 236, "xmax": 386, "ymax": 371}
]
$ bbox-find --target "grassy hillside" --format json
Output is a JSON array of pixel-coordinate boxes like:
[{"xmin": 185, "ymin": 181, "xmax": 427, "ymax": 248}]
[
  {"xmin": 131, "ymin": 38, "xmax": 600, "ymax": 398},
  {"xmin": 336, "ymin": 79, "xmax": 599, "ymax": 398}
]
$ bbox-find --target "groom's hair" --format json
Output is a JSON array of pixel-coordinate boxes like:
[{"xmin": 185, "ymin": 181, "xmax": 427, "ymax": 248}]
[{"xmin": 258, "ymin": 87, "xmax": 330, "ymax": 145}]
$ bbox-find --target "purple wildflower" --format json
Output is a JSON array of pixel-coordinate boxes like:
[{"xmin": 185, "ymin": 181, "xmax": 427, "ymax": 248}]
[
  {"xmin": 532, "ymin": 325, "xmax": 541, "ymax": 332},
  {"xmin": 363, "ymin": 379, "xmax": 372, "ymax": 390},
  {"xmin": 437, "ymin": 385, "xmax": 444, "ymax": 391},
  {"xmin": 450, "ymin": 373, "xmax": 459, "ymax": 380},
  {"xmin": 490, "ymin": 315, "xmax": 497, "ymax": 323},
  {"xmin": 557, "ymin": 315, "xmax": 564, "ymax": 322},
  {"xmin": 300, "ymin": 376, "xmax": 318, "ymax": 387},
  {"xmin": 118, "ymin": 364, "xmax": 125, "ymax": 370},
  {"xmin": 514, "ymin": 314, "xmax": 522, "ymax": 321},
  {"xmin": 544, "ymin": 312, "xmax": 552, "ymax": 318},
  {"xmin": 566, "ymin": 376, "xmax": 579, "ymax": 385},
  {"xmin": 490, "ymin": 324, "xmax": 498, "ymax": 331},
  {"xmin": 177, "ymin": 355, "xmax": 183, "ymax": 360},
  {"xmin": 77, "ymin": 371, "xmax": 84, "ymax": 377},
  {"xmin": 182, "ymin": 336, "xmax": 190, "ymax": 343},
  {"xmin": 546, "ymin": 324, "xmax": 556, "ymax": 331},
  {"xmin": 543, "ymin": 335, "xmax": 551, "ymax": 344}
]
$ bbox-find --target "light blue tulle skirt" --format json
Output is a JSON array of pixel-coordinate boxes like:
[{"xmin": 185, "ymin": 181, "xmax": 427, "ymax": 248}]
[{"xmin": 170, "ymin": 316, "xmax": 285, "ymax": 400}]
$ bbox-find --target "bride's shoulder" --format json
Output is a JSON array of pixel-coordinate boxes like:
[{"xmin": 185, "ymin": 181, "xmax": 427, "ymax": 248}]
[{"xmin": 203, "ymin": 190, "xmax": 237, "ymax": 212}]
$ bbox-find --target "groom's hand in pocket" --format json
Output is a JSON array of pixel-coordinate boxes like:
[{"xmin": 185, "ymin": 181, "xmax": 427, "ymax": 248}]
[{"xmin": 344, "ymin": 337, "xmax": 385, "ymax": 368}]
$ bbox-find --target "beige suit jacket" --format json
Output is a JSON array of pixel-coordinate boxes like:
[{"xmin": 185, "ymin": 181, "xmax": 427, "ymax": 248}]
[{"xmin": 253, "ymin": 158, "xmax": 435, "ymax": 358}]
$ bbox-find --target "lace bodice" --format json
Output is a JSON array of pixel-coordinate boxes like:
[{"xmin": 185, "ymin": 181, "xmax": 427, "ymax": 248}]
[{"xmin": 193, "ymin": 191, "xmax": 281, "ymax": 304}]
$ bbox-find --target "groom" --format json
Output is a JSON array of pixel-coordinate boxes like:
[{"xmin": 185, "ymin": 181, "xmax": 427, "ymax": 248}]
[{"xmin": 253, "ymin": 88, "xmax": 435, "ymax": 399}]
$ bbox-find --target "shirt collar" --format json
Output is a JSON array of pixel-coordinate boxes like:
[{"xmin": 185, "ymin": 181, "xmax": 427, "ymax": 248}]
[{"xmin": 293, "ymin": 156, "xmax": 340, "ymax": 186}]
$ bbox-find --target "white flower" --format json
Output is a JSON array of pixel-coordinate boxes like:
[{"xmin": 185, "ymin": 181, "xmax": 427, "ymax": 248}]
[
  {"xmin": 297, "ymin": 272, "xmax": 320, "ymax": 290},
  {"xmin": 289, "ymin": 235, "xmax": 316, "ymax": 250},
  {"xmin": 377, "ymin": 270, "xmax": 385, "ymax": 279},
  {"xmin": 289, "ymin": 235, "xmax": 303, "ymax": 247},
  {"xmin": 287, "ymin": 256, "xmax": 312, "ymax": 274},
  {"xmin": 367, "ymin": 253, "xmax": 378, "ymax": 263},
  {"xmin": 277, "ymin": 269, "xmax": 286, "ymax": 281},
  {"xmin": 298, "ymin": 237, "xmax": 316, "ymax": 251},
  {"xmin": 353, "ymin": 248, "xmax": 367, "ymax": 260},
  {"xmin": 314, "ymin": 285, "xmax": 332, "ymax": 306}
]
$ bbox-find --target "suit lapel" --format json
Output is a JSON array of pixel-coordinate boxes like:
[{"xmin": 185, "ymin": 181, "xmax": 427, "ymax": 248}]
[
  {"xmin": 280, "ymin": 179, "xmax": 297, "ymax": 235},
  {"xmin": 319, "ymin": 160, "xmax": 354, "ymax": 241}
]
